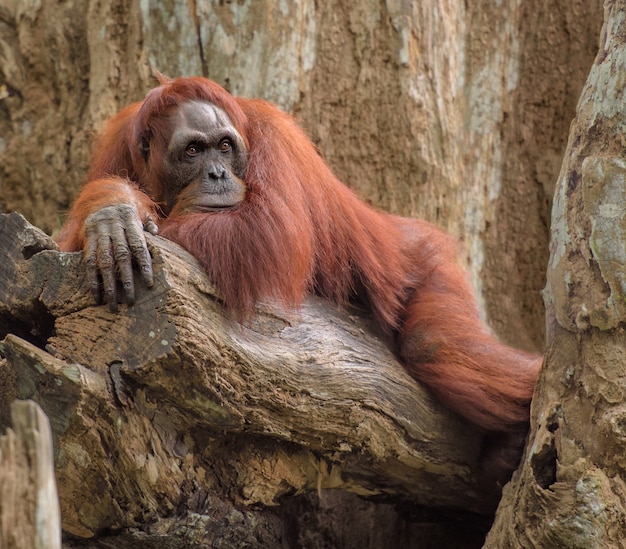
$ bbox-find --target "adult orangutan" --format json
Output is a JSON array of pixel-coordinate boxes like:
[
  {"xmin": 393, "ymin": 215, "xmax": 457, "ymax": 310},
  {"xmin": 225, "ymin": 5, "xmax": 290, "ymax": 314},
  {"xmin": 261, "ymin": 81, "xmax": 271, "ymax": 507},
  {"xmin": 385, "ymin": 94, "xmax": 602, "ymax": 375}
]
[{"xmin": 56, "ymin": 76, "xmax": 541, "ymax": 478}]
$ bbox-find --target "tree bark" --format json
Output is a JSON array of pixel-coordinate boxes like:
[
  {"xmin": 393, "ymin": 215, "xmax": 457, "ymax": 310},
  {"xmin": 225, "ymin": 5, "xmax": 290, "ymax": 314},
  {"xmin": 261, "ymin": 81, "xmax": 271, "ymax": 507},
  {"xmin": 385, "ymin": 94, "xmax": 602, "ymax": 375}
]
[
  {"xmin": 0, "ymin": 212, "xmax": 498, "ymax": 546},
  {"xmin": 485, "ymin": 1, "xmax": 626, "ymax": 546}
]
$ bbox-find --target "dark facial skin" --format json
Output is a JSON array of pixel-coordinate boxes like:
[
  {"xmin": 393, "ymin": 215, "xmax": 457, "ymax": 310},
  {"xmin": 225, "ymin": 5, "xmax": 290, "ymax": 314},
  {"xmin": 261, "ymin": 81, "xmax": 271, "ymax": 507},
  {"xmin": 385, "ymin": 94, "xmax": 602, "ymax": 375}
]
[{"xmin": 159, "ymin": 101, "xmax": 248, "ymax": 215}]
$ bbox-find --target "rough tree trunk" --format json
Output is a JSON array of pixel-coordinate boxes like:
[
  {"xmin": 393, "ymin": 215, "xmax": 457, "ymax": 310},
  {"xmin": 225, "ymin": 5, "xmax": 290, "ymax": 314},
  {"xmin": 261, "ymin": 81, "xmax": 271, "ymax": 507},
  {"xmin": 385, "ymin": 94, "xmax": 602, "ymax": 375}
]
[
  {"xmin": 0, "ymin": 212, "xmax": 497, "ymax": 548},
  {"xmin": 485, "ymin": 1, "xmax": 626, "ymax": 546}
]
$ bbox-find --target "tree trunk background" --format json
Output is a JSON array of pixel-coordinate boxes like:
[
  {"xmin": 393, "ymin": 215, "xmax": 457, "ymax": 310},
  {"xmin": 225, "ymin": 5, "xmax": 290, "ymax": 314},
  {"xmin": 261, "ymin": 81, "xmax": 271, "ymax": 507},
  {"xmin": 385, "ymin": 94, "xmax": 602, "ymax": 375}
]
[{"xmin": 0, "ymin": 0, "xmax": 611, "ymax": 547}]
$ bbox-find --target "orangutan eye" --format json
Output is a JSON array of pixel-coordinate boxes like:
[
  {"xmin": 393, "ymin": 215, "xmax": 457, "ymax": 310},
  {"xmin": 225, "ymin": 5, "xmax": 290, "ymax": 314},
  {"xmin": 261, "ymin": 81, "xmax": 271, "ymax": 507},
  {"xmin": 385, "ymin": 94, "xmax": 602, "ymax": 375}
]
[
  {"xmin": 185, "ymin": 144, "xmax": 200, "ymax": 157},
  {"xmin": 219, "ymin": 139, "xmax": 232, "ymax": 153}
]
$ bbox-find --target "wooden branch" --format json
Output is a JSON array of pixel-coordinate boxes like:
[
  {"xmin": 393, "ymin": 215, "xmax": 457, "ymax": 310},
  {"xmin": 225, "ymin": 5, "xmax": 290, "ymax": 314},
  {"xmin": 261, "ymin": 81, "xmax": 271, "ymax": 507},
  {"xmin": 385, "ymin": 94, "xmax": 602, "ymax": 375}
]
[
  {"xmin": 0, "ymin": 212, "xmax": 499, "ymax": 538},
  {"xmin": 0, "ymin": 400, "xmax": 62, "ymax": 549}
]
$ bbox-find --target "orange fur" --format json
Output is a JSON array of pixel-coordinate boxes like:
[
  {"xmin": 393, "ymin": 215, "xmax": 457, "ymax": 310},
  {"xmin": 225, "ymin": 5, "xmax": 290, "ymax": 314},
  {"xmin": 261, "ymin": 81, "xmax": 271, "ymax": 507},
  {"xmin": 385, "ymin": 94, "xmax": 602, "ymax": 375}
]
[{"xmin": 57, "ymin": 77, "xmax": 541, "ymax": 472}]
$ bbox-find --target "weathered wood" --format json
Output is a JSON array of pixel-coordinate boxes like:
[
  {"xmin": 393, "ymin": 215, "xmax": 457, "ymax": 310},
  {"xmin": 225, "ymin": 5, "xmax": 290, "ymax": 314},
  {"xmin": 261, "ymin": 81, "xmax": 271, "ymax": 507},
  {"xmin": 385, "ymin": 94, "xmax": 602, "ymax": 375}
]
[
  {"xmin": 484, "ymin": 2, "xmax": 626, "ymax": 547},
  {"xmin": 0, "ymin": 212, "xmax": 499, "ymax": 539},
  {"xmin": 0, "ymin": 400, "xmax": 61, "ymax": 549}
]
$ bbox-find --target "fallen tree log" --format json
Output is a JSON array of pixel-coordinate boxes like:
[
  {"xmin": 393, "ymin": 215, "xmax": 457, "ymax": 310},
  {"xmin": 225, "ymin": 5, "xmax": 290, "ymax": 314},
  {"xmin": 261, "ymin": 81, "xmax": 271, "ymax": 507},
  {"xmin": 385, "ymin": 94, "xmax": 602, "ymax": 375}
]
[{"xmin": 0, "ymin": 212, "xmax": 500, "ymax": 543}]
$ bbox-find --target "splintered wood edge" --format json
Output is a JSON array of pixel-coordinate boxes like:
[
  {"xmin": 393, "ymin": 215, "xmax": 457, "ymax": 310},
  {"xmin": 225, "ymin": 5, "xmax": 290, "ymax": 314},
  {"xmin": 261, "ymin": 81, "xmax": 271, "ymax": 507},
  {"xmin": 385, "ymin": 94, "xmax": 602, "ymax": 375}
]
[{"xmin": 0, "ymin": 400, "xmax": 61, "ymax": 549}]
